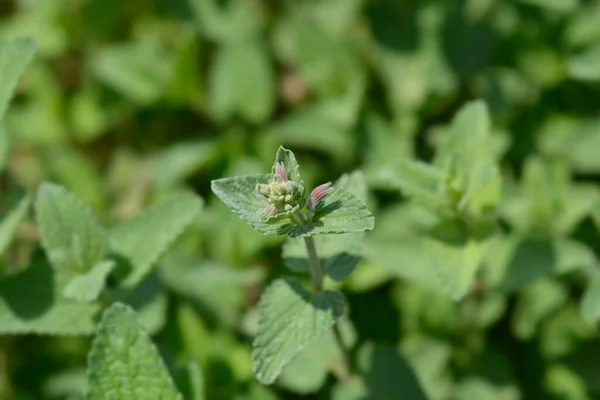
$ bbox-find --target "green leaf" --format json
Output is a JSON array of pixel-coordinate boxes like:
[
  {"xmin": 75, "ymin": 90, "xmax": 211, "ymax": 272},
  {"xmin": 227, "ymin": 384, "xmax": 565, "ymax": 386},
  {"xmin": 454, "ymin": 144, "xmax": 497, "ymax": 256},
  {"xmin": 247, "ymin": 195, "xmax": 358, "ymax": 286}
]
[
  {"xmin": 0, "ymin": 186, "xmax": 31, "ymax": 257},
  {"xmin": 455, "ymin": 377, "xmax": 520, "ymax": 400},
  {"xmin": 580, "ymin": 271, "xmax": 600, "ymax": 324},
  {"xmin": 109, "ymin": 192, "xmax": 203, "ymax": 287},
  {"xmin": 366, "ymin": 222, "xmax": 483, "ymax": 300},
  {"xmin": 0, "ymin": 38, "xmax": 37, "ymax": 120},
  {"xmin": 35, "ymin": 183, "xmax": 107, "ymax": 275},
  {"xmin": 0, "ymin": 252, "xmax": 99, "ymax": 335},
  {"xmin": 87, "ymin": 303, "xmax": 183, "ymax": 400},
  {"xmin": 290, "ymin": 187, "xmax": 375, "ymax": 237},
  {"xmin": 62, "ymin": 260, "xmax": 114, "ymax": 302},
  {"xmin": 208, "ymin": 39, "xmax": 275, "ymax": 123},
  {"xmin": 436, "ymin": 100, "xmax": 492, "ymax": 171},
  {"xmin": 568, "ymin": 45, "xmax": 600, "ymax": 81},
  {"xmin": 153, "ymin": 140, "xmax": 218, "ymax": 189},
  {"xmin": 252, "ymin": 277, "xmax": 344, "ymax": 384},
  {"xmin": 92, "ymin": 42, "xmax": 172, "ymax": 104},
  {"xmin": 214, "ymin": 174, "xmax": 374, "ymax": 237},
  {"xmin": 211, "ymin": 174, "xmax": 293, "ymax": 235},
  {"xmin": 512, "ymin": 278, "xmax": 568, "ymax": 340},
  {"xmin": 378, "ymin": 160, "xmax": 452, "ymax": 215}
]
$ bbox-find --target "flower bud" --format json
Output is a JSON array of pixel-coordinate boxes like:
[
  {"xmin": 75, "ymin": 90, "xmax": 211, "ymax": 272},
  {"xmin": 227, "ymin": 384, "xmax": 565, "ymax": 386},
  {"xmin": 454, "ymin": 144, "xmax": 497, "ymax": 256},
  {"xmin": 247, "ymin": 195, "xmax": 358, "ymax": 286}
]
[
  {"xmin": 257, "ymin": 184, "xmax": 270, "ymax": 197},
  {"xmin": 307, "ymin": 182, "xmax": 333, "ymax": 210},
  {"xmin": 274, "ymin": 162, "xmax": 287, "ymax": 181},
  {"xmin": 262, "ymin": 204, "xmax": 278, "ymax": 217}
]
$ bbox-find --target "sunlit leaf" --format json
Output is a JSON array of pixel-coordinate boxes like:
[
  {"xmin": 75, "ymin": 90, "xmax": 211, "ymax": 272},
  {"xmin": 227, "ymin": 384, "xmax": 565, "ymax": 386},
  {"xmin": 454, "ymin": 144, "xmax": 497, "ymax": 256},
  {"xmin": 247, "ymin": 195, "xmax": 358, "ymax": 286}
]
[
  {"xmin": 252, "ymin": 277, "xmax": 344, "ymax": 384},
  {"xmin": 87, "ymin": 303, "xmax": 183, "ymax": 399}
]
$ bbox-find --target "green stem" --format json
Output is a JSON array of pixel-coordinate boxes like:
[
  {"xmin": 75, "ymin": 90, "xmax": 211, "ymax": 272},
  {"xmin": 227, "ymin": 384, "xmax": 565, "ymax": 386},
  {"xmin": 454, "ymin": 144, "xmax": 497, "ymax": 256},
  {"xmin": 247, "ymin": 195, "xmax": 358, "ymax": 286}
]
[
  {"xmin": 302, "ymin": 235, "xmax": 350, "ymax": 380},
  {"xmin": 303, "ymin": 237, "xmax": 323, "ymax": 292}
]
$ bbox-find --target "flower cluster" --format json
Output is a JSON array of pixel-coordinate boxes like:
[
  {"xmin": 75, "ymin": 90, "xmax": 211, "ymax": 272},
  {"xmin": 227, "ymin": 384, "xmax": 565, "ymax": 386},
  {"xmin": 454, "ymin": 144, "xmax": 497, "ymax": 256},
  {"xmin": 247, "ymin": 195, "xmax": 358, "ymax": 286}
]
[{"xmin": 257, "ymin": 162, "xmax": 303, "ymax": 217}]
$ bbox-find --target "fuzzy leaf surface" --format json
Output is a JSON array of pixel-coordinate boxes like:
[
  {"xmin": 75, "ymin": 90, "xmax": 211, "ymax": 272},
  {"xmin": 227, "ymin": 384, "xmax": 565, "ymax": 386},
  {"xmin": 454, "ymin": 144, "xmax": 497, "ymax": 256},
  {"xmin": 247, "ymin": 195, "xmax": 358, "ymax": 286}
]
[
  {"xmin": 87, "ymin": 303, "xmax": 183, "ymax": 400},
  {"xmin": 110, "ymin": 192, "xmax": 203, "ymax": 287},
  {"xmin": 211, "ymin": 174, "xmax": 295, "ymax": 236},
  {"xmin": 36, "ymin": 183, "xmax": 107, "ymax": 275},
  {"xmin": 252, "ymin": 277, "xmax": 344, "ymax": 384},
  {"xmin": 282, "ymin": 170, "xmax": 369, "ymax": 279}
]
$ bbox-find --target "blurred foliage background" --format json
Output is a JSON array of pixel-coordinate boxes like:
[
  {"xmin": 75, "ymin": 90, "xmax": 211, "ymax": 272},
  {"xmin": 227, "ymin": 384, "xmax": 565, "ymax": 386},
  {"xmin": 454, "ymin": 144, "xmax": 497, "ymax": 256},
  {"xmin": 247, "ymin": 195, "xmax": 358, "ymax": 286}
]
[{"xmin": 2, "ymin": 0, "xmax": 600, "ymax": 399}]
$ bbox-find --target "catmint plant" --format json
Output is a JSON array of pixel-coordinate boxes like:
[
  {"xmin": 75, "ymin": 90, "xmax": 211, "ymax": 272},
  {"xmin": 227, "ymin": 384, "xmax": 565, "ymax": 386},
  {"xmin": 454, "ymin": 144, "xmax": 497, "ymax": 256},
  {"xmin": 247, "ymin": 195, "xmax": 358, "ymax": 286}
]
[{"xmin": 212, "ymin": 146, "xmax": 375, "ymax": 384}]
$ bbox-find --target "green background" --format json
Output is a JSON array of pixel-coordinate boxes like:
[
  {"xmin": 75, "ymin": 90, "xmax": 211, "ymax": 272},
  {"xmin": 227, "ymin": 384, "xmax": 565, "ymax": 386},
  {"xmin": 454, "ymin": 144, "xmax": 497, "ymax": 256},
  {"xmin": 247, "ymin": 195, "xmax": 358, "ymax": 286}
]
[{"xmin": 2, "ymin": 0, "xmax": 600, "ymax": 399}]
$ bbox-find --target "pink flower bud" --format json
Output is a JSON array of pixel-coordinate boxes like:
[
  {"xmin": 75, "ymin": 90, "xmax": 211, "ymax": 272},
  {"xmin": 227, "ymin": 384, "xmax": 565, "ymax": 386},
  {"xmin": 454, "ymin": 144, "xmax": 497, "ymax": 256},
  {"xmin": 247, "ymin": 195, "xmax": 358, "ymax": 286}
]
[
  {"xmin": 262, "ymin": 204, "xmax": 278, "ymax": 217},
  {"xmin": 274, "ymin": 162, "xmax": 287, "ymax": 181},
  {"xmin": 307, "ymin": 182, "xmax": 333, "ymax": 210}
]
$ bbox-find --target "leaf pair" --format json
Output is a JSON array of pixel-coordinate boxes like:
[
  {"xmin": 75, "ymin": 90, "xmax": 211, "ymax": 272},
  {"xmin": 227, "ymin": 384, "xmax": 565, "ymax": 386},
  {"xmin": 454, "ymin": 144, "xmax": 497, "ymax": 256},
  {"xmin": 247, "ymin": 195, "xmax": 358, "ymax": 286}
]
[{"xmin": 211, "ymin": 146, "xmax": 374, "ymax": 238}]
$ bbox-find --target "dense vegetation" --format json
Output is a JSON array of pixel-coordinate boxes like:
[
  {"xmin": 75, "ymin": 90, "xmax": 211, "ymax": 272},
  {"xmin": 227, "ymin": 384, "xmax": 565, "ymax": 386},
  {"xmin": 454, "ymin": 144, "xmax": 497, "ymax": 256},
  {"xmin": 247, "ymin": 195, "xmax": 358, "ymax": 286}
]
[{"xmin": 1, "ymin": 0, "xmax": 600, "ymax": 399}]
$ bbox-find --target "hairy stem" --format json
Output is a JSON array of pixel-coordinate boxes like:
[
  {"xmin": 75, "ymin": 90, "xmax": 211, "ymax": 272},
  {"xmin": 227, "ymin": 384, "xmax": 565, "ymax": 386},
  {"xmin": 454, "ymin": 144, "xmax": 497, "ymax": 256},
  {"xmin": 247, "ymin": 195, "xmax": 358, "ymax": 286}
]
[
  {"xmin": 303, "ymin": 236, "xmax": 350, "ymax": 380},
  {"xmin": 303, "ymin": 237, "xmax": 323, "ymax": 292}
]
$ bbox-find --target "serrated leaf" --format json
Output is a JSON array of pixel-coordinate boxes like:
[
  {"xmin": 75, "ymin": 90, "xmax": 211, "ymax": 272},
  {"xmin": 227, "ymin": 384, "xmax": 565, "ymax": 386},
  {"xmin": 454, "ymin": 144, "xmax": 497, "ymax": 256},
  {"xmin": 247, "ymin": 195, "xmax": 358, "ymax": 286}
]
[
  {"xmin": 213, "ymin": 175, "xmax": 373, "ymax": 237},
  {"xmin": 87, "ymin": 303, "xmax": 183, "ymax": 400},
  {"xmin": 0, "ymin": 253, "xmax": 99, "ymax": 335},
  {"xmin": 0, "ymin": 187, "xmax": 31, "ymax": 257},
  {"xmin": 35, "ymin": 183, "xmax": 107, "ymax": 275},
  {"xmin": 252, "ymin": 277, "xmax": 344, "ymax": 384},
  {"xmin": 211, "ymin": 174, "xmax": 293, "ymax": 235},
  {"xmin": 0, "ymin": 37, "xmax": 37, "ymax": 120},
  {"xmin": 289, "ymin": 187, "xmax": 375, "ymax": 237},
  {"xmin": 62, "ymin": 260, "xmax": 114, "ymax": 302},
  {"xmin": 110, "ymin": 192, "xmax": 203, "ymax": 287}
]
